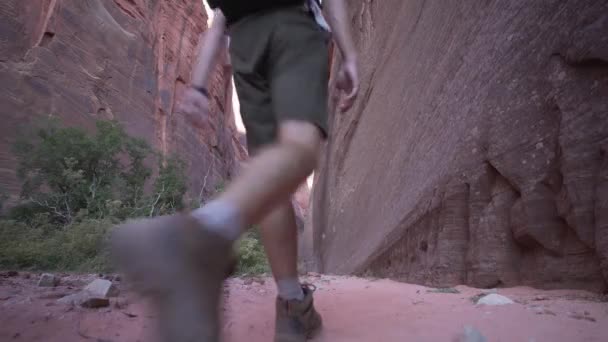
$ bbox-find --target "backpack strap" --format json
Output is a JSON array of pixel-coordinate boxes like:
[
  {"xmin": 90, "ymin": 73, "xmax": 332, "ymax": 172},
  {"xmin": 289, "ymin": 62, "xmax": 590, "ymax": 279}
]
[{"xmin": 306, "ymin": 0, "xmax": 331, "ymax": 32}]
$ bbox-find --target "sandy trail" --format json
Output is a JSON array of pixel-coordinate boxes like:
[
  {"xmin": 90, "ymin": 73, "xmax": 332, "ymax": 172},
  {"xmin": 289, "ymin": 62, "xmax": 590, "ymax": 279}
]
[{"xmin": 1, "ymin": 272, "xmax": 607, "ymax": 342}]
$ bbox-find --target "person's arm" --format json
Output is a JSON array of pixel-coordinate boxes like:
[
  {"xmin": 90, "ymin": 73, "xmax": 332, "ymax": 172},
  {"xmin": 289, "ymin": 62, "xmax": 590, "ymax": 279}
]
[
  {"xmin": 191, "ymin": 10, "xmax": 227, "ymax": 90},
  {"xmin": 323, "ymin": 0, "xmax": 359, "ymax": 112},
  {"xmin": 179, "ymin": 10, "xmax": 227, "ymax": 124},
  {"xmin": 323, "ymin": 0, "xmax": 357, "ymax": 62}
]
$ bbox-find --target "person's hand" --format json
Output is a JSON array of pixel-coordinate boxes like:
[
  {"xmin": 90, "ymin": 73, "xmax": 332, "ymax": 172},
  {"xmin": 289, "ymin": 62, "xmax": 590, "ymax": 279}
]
[
  {"xmin": 334, "ymin": 57, "xmax": 359, "ymax": 113},
  {"xmin": 179, "ymin": 87, "xmax": 210, "ymax": 127}
]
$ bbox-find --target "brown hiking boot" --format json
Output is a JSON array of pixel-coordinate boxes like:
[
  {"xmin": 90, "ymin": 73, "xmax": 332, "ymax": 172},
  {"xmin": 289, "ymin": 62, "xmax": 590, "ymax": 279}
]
[
  {"xmin": 109, "ymin": 213, "xmax": 234, "ymax": 342},
  {"xmin": 274, "ymin": 284, "xmax": 323, "ymax": 342}
]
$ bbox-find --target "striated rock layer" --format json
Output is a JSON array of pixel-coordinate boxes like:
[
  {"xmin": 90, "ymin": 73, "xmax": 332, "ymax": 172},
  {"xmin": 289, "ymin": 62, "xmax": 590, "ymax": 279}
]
[
  {"xmin": 0, "ymin": 0, "xmax": 245, "ymax": 203},
  {"xmin": 312, "ymin": 0, "xmax": 608, "ymax": 291}
]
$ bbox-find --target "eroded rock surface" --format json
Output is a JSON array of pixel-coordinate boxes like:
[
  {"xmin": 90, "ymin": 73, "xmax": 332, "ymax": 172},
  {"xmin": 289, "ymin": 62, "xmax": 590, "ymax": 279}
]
[
  {"xmin": 0, "ymin": 0, "xmax": 245, "ymax": 203},
  {"xmin": 312, "ymin": 0, "xmax": 608, "ymax": 291}
]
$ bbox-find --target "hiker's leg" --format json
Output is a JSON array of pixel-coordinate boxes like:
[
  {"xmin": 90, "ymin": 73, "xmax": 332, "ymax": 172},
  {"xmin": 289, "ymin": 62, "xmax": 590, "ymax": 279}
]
[
  {"xmin": 258, "ymin": 201, "xmax": 304, "ymax": 300},
  {"xmin": 212, "ymin": 120, "xmax": 321, "ymax": 224},
  {"xmin": 197, "ymin": 0, "xmax": 331, "ymax": 231}
]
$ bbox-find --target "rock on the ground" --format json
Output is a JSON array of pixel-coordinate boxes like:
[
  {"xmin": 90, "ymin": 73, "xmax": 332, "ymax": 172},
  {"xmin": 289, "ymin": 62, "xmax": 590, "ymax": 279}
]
[
  {"xmin": 80, "ymin": 297, "xmax": 110, "ymax": 309},
  {"xmin": 458, "ymin": 326, "xmax": 488, "ymax": 342},
  {"xmin": 84, "ymin": 279, "xmax": 119, "ymax": 298},
  {"xmin": 37, "ymin": 274, "xmax": 59, "ymax": 287},
  {"xmin": 476, "ymin": 294, "xmax": 514, "ymax": 306},
  {"xmin": 57, "ymin": 292, "xmax": 109, "ymax": 309},
  {"xmin": 311, "ymin": 0, "xmax": 608, "ymax": 292},
  {"xmin": 57, "ymin": 278, "xmax": 118, "ymax": 309}
]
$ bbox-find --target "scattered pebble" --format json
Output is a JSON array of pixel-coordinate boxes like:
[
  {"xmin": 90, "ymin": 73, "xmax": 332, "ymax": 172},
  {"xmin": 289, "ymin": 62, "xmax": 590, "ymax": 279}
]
[
  {"xmin": 58, "ymin": 292, "xmax": 109, "ymax": 309},
  {"xmin": 476, "ymin": 294, "xmax": 514, "ymax": 306},
  {"xmin": 37, "ymin": 274, "xmax": 59, "ymax": 287},
  {"xmin": 458, "ymin": 326, "xmax": 487, "ymax": 342}
]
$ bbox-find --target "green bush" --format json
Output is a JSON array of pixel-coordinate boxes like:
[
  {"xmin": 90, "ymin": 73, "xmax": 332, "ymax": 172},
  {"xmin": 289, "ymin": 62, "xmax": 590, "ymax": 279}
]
[
  {"xmin": 235, "ymin": 229, "xmax": 269, "ymax": 276},
  {"xmin": 1, "ymin": 119, "xmax": 188, "ymax": 272},
  {"xmin": 10, "ymin": 119, "xmax": 188, "ymax": 223},
  {"xmin": 0, "ymin": 218, "xmax": 112, "ymax": 272},
  {"xmin": 1, "ymin": 118, "xmax": 270, "ymax": 275}
]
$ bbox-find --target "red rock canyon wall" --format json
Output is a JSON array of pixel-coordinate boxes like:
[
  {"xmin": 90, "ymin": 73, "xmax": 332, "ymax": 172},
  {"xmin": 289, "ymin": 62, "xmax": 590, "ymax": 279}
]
[
  {"xmin": 312, "ymin": 0, "xmax": 608, "ymax": 291},
  {"xmin": 0, "ymin": 0, "xmax": 245, "ymax": 203}
]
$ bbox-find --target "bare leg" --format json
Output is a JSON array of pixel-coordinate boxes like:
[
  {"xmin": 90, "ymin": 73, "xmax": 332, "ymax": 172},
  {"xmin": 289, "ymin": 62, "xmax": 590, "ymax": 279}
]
[
  {"xmin": 193, "ymin": 120, "xmax": 320, "ymax": 302},
  {"xmin": 195, "ymin": 120, "xmax": 322, "ymax": 240},
  {"xmin": 223, "ymin": 120, "xmax": 321, "ymax": 224},
  {"xmin": 111, "ymin": 120, "xmax": 322, "ymax": 342},
  {"xmin": 258, "ymin": 200, "xmax": 306, "ymax": 301},
  {"xmin": 259, "ymin": 201, "xmax": 299, "ymax": 281}
]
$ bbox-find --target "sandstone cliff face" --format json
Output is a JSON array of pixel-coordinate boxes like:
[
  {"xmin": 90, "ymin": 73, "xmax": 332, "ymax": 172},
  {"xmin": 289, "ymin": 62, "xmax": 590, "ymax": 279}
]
[
  {"xmin": 312, "ymin": 0, "xmax": 608, "ymax": 291},
  {"xmin": 0, "ymin": 0, "xmax": 244, "ymax": 202}
]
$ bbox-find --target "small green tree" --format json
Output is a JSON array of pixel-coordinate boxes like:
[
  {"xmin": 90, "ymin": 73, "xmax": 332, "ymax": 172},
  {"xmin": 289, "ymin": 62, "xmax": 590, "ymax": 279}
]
[
  {"xmin": 10, "ymin": 119, "xmax": 186, "ymax": 223},
  {"xmin": 1, "ymin": 119, "xmax": 192, "ymax": 271},
  {"xmin": 236, "ymin": 229, "xmax": 269, "ymax": 275}
]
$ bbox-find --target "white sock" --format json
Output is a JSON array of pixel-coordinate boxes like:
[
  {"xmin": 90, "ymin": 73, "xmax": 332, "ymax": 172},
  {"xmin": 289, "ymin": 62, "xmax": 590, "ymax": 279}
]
[
  {"xmin": 277, "ymin": 278, "xmax": 305, "ymax": 301},
  {"xmin": 191, "ymin": 200, "xmax": 244, "ymax": 242}
]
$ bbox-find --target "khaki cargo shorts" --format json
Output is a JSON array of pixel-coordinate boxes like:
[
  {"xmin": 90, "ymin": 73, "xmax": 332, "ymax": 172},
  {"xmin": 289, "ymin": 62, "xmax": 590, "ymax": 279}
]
[{"xmin": 227, "ymin": 5, "xmax": 331, "ymax": 154}]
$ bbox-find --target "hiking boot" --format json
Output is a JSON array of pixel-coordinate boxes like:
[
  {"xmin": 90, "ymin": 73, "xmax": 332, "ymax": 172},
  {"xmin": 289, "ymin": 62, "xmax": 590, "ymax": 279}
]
[
  {"xmin": 109, "ymin": 213, "xmax": 234, "ymax": 342},
  {"xmin": 274, "ymin": 284, "xmax": 323, "ymax": 342}
]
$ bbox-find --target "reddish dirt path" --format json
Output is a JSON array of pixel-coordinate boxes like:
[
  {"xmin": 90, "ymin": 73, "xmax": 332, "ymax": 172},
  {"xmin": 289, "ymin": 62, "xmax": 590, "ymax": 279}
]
[{"xmin": 1, "ymin": 273, "xmax": 607, "ymax": 341}]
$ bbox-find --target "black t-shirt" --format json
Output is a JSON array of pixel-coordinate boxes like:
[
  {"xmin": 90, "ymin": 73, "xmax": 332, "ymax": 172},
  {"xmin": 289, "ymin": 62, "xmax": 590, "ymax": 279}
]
[{"xmin": 207, "ymin": 0, "xmax": 305, "ymax": 25}]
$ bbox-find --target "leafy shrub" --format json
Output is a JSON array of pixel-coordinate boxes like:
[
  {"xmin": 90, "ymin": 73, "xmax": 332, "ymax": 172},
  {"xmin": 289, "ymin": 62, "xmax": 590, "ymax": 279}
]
[
  {"xmin": 235, "ymin": 229, "xmax": 269, "ymax": 276},
  {"xmin": 0, "ymin": 218, "xmax": 112, "ymax": 272},
  {"xmin": 1, "ymin": 119, "xmax": 188, "ymax": 271},
  {"xmin": 2, "ymin": 118, "xmax": 269, "ymax": 275}
]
